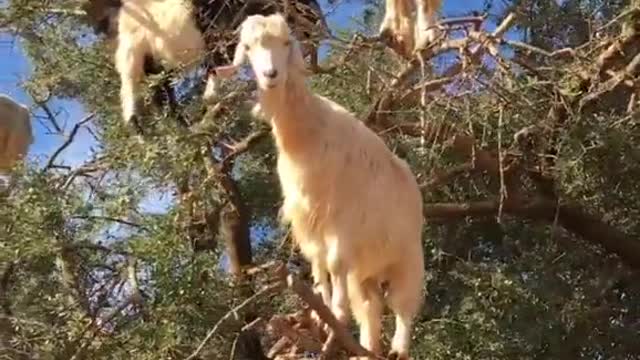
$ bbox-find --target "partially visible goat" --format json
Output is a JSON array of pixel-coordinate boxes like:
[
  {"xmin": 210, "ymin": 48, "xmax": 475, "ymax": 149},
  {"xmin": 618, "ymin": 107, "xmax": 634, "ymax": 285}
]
[
  {"xmin": 0, "ymin": 94, "xmax": 33, "ymax": 176},
  {"xmin": 216, "ymin": 14, "xmax": 425, "ymax": 359},
  {"xmin": 81, "ymin": 0, "xmax": 327, "ymax": 136},
  {"xmin": 379, "ymin": 0, "xmax": 442, "ymax": 59}
]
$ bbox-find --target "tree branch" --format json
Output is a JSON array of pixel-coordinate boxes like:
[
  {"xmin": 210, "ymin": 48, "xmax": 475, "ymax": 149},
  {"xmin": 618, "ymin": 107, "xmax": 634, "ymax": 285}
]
[
  {"xmin": 45, "ymin": 113, "xmax": 95, "ymax": 170},
  {"xmin": 423, "ymin": 197, "xmax": 640, "ymax": 268},
  {"xmin": 220, "ymin": 128, "xmax": 270, "ymax": 173}
]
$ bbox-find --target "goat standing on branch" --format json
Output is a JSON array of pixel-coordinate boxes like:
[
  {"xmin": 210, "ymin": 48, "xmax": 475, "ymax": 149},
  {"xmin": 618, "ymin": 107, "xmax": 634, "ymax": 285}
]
[
  {"xmin": 216, "ymin": 14, "xmax": 426, "ymax": 359},
  {"xmin": 0, "ymin": 94, "xmax": 33, "ymax": 177},
  {"xmin": 81, "ymin": 0, "xmax": 327, "ymax": 136},
  {"xmin": 379, "ymin": 0, "xmax": 442, "ymax": 58}
]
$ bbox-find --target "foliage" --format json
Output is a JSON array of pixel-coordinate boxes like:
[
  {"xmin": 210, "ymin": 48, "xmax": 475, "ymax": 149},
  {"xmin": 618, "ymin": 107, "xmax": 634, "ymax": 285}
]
[{"xmin": 1, "ymin": 0, "xmax": 639, "ymax": 359}]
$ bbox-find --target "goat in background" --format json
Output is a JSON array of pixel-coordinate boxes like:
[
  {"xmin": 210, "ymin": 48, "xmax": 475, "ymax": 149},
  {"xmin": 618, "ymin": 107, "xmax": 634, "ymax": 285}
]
[
  {"xmin": 379, "ymin": 0, "xmax": 442, "ymax": 59},
  {"xmin": 81, "ymin": 0, "xmax": 327, "ymax": 136}
]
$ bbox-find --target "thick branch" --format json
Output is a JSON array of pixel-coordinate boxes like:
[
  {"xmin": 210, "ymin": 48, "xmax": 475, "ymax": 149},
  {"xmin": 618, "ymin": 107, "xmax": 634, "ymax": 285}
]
[{"xmin": 424, "ymin": 197, "xmax": 640, "ymax": 268}]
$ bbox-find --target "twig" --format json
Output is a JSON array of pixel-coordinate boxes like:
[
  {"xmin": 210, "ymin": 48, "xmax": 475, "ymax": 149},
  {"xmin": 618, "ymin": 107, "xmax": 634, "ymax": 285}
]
[
  {"xmin": 185, "ymin": 282, "xmax": 282, "ymax": 360},
  {"xmin": 220, "ymin": 128, "xmax": 270, "ymax": 172},
  {"xmin": 594, "ymin": 7, "xmax": 640, "ymax": 33},
  {"xmin": 70, "ymin": 215, "xmax": 149, "ymax": 231},
  {"xmin": 502, "ymin": 40, "xmax": 575, "ymax": 59},
  {"xmin": 34, "ymin": 101, "xmax": 63, "ymax": 133},
  {"xmin": 45, "ymin": 113, "xmax": 95, "ymax": 170},
  {"xmin": 268, "ymin": 315, "xmax": 322, "ymax": 353},
  {"xmin": 497, "ymin": 105, "xmax": 506, "ymax": 223},
  {"xmin": 421, "ymin": 162, "xmax": 475, "ymax": 189}
]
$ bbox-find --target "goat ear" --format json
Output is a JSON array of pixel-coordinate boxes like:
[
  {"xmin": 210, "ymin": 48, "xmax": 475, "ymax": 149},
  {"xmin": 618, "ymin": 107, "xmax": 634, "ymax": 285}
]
[
  {"xmin": 214, "ymin": 42, "xmax": 247, "ymax": 79},
  {"xmin": 288, "ymin": 39, "xmax": 307, "ymax": 73}
]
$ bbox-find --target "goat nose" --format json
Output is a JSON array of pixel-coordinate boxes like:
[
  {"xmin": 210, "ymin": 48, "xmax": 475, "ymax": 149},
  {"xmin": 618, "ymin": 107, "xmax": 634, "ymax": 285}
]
[{"xmin": 263, "ymin": 69, "xmax": 278, "ymax": 79}]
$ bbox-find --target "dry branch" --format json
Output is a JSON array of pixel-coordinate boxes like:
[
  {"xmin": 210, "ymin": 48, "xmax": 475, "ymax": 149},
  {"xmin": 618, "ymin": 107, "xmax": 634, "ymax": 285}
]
[
  {"xmin": 364, "ymin": 13, "xmax": 517, "ymax": 125},
  {"xmin": 220, "ymin": 128, "xmax": 270, "ymax": 172},
  {"xmin": 238, "ymin": 261, "xmax": 380, "ymax": 359},
  {"xmin": 268, "ymin": 316, "xmax": 323, "ymax": 353},
  {"xmin": 45, "ymin": 113, "xmax": 95, "ymax": 170}
]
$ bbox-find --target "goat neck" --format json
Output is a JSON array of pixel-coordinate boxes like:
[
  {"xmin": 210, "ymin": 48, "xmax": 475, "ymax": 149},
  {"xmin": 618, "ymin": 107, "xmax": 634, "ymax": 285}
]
[{"xmin": 257, "ymin": 71, "xmax": 319, "ymax": 155}]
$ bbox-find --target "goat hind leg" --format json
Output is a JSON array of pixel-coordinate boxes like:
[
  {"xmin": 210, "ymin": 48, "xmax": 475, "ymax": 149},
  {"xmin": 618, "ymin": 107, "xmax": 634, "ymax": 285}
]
[
  {"xmin": 379, "ymin": 0, "xmax": 415, "ymax": 58},
  {"xmin": 349, "ymin": 277, "xmax": 383, "ymax": 359},
  {"xmin": 386, "ymin": 264, "xmax": 424, "ymax": 360},
  {"xmin": 322, "ymin": 246, "xmax": 351, "ymax": 353},
  {"xmin": 414, "ymin": 0, "xmax": 442, "ymax": 52}
]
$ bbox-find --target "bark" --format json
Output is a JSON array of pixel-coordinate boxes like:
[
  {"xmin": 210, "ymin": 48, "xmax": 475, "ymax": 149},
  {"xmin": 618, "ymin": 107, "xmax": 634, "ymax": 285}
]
[{"xmin": 218, "ymin": 170, "xmax": 252, "ymax": 277}]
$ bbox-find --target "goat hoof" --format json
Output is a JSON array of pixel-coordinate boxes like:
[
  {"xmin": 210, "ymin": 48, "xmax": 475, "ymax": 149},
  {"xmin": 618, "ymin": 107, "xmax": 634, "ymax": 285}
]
[
  {"xmin": 378, "ymin": 28, "xmax": 394, "ymax": 47},
  {"xmin": 414, "ymin": 28, "xmax": 440, "ymax": 52},
  {"xmin": 387, "ymin": 351, "xmax": 408, "ymax": 360}
]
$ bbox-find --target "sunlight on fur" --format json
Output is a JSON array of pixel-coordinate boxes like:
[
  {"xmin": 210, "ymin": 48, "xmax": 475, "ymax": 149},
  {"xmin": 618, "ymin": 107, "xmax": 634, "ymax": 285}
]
[{"xmin": 216, "ymin": 13, "xmax": 426, "ymax": 359}]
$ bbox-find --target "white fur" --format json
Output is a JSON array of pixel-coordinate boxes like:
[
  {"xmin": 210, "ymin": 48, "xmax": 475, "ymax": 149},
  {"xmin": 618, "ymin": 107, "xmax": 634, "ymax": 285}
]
[
  {"xmin": 379, "ymin": 0, "xmax": 442, "ymax": 58},
  {"xmin": 0, "ymin": 94, "xmax": 33, "ymax": 175},
  {"xmin": 217, "ymin": 14, "xmax": 425, "ymax": 359},
  {"xmin": 114, "ymin": 0, "xmax": 213, "ymax": 126}
]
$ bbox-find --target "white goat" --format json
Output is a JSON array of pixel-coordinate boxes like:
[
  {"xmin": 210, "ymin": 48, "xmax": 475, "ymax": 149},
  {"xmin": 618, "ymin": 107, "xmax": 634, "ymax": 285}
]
[
  {"xmin": 82, "ymin": 0, "xmax": 325, "ymax": 135},
  {"xmin": 216, "ymin": 14, "xmax": 425, "ymax": 359},
  {"xmin": 379, "ymin": 0, "xmax": 442, "ymax": 59},
  {"xmin": 0, "ymin": 94, "xmax": 33, "ymax": 176}
]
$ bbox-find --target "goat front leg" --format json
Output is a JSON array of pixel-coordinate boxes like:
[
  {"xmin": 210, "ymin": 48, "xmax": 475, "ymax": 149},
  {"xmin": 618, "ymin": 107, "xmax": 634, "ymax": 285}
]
[
  {"xmin": 310, "ymin": 261, "xmax": 332, "ymax": 337},
  {"xmin": 115, "ymin": 39, "xmax": 145, "ymax": 137},
  {"xmin": 349, "ymin": 276, "xmax": 383, "ymax": 358},
  {"xmin": 414, "ymin": 0, "xmax": 442, "ymax": 52},
  {"xmin": 322, "ymin": 243, "xmax": 350, "ymax": 354},
  {"xmin": 386, "ymin": 260, "xmax": 424, "ymax": 360}
]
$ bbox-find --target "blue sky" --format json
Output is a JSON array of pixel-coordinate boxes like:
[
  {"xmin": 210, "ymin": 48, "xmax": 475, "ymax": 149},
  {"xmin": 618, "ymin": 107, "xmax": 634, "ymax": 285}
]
[{"xmin": 0, "ymin": 0, "xmax": 505, "ymax": 213}]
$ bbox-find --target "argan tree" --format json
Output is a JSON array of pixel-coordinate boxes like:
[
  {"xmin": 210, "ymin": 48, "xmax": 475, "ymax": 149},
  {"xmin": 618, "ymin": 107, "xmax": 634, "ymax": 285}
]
[{"xmin": 1, "ymin": 0, "xmax": 639, "ymax": 359}]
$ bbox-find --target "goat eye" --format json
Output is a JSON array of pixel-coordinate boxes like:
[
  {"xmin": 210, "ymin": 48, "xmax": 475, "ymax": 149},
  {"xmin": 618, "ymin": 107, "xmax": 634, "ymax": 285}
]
[
  {"xmin": 284, "ymin": 40, "xmax": 291, "ymax": 46},
  {"xmin": 244, "ymin": 44, "xmax": 250, "ymax": 51}
]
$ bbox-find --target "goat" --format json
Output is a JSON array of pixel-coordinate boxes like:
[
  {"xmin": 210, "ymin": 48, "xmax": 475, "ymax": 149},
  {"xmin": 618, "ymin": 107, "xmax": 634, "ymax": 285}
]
[
  {"xmin": 0, "ymin": 94, "xmax": 33, "ymax": 176},
  {"xmin": 81, "ymin": 0, "xmax": 327, "ymax": 135},
  {"xmin": 216, "ymin": 14, "xmax": 425, "ymax": 359},
  {"xmin": 379, "ymin": 0, "xmax": 442, "ymax": 59}
]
